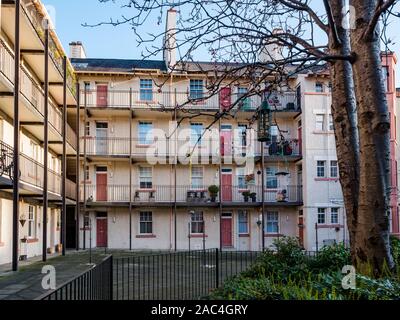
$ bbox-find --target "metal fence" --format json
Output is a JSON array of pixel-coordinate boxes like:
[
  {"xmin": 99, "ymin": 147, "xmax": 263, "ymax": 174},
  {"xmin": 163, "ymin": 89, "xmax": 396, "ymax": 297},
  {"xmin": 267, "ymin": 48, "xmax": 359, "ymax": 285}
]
[
  {"xmin": 113, "ymin": 249, "xmax": 261, "ymax": 300},
  {"xmin": 38, "ymin": 256, "xmax": 113, "ymax": 300}
]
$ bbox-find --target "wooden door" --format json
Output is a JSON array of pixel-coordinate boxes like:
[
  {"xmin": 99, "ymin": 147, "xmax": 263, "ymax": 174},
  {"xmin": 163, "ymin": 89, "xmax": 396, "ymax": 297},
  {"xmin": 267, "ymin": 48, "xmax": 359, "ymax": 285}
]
[
  {"xmin": 221, "ymin": 169, "xmax": 232, "ymax": 202},
  {"xmin": 96, "ymin": 171, "xmax": 108, "ymax": 201},
  {"xmin": 221, "ymin": 214, "xmax": 233, "ymax": 247},
  {"xmin": 96, "ymin": 218, "xmax": 108, "ymax": 247},
  {"xmin": 219, "ymin": 87, "xmax": 232, "ymax": 111},
  {"xmin": 298, "ymin": 214, "xmax": 304, "ymax": 248},
  {"xmin": 97, "ymin": 85, "xmax": 108, "ymax": 107},
  {"xmin": 96, "ymin": 122, "xmax": 108, "ymax": 154}
]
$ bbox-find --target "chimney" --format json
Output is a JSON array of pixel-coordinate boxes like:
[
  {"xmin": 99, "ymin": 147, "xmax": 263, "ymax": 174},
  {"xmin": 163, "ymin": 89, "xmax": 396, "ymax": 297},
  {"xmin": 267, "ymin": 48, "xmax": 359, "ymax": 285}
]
[
  {"xmin": 164, "ymin": 9, "xmax": 177, "ymax": 70},
  {"xmin": 259, "ymin": 29, "xmax": 284, "ymax": 63},
  {"xmin": 69, "ymin": 41, "xmax": 87, "ymax": 59}
]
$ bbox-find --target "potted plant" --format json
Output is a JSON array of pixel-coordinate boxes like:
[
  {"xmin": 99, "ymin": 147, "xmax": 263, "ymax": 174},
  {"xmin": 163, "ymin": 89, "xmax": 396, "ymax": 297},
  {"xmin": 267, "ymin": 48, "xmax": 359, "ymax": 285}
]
[
  {"xmin": 134, "ymin": 191, "xmax": 140, "ymax": 202},
  {"xmin": 208, "ymin": 185, "xmax": 219, "ymax": 202},
  {"xmin": 250, "ymin": 192, "xmax": 257, "ymax": 202},
  {"xmin": 242, "ymin": 191, "xmax": 250, "ymax": 202},
  {"xmin": 149, "ymin": 191, "xmax": 155, "ymax": 202}
]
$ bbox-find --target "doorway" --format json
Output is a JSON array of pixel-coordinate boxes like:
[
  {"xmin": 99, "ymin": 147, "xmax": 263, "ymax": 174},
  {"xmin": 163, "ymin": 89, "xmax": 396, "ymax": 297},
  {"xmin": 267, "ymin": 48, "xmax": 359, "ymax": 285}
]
[
  {"xmin": 96, "ymin": 212, "xmax": 108, "ymax": 248},
  {"xmin": 96, "ymin": 122, "xmax": 108, "ymax": 155},
  {"xmin": 96, "ymin": 84, "xmax": 108, "ymax": 107},
  {"xmin": 221, "ymin": 212, "xmax": 233, "ymax": 248},
  {"xmin": 96, "ymin": 166, "xmax": 108, "ymax": 201},
  {"xmin": 221, "ymin": 168, "xmax": 233, "ymax": 202}
]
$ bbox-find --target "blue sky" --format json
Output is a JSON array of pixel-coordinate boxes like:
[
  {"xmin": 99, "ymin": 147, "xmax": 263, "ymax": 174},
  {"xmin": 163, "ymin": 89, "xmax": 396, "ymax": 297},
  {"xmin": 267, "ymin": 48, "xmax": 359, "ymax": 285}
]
[{"xmin": 43, "ymin": 0, "xmax": 400, "ymax": 86}]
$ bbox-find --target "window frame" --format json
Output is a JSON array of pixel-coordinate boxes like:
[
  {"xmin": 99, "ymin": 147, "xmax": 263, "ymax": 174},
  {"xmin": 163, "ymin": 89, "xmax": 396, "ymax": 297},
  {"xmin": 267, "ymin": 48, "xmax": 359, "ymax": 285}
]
[
  {"xmin": 266, "ymin": 167, "xmax": 278, "ymax": 189},
  {"xmin": 331, "ymin": 208, "xmax": 339, "ymax": 224},
  {"xmin": 28, "ymin": 205, "xmax": 36, "ymax": 239},
  {"xmin": 330, "ymin": 160, "xmax": 338, "ymax": 178},
  {"xmin": 317, "ymin": 161, "xmax": 326, "ymax": 178},
  {"xmin": 265, "ymin": 211, "xmax": 279, "ymax": 234},
  {"xmin": 138, "ymin": 121, "xmax": 153, "ymax": 145},
  {"xmin": 315, "ymin": 82, "xmax": 324, "ymax": 93},
  {"xmin": 190, "ymin": 123, "xmax": 204, "ymax": 146},
  {"xmin": 191, "ymin": 166, "xmax": 204, "ymax": 189},
  {"xmin": 139, "ymin": 166, "xmax": 153, "ymax": 189},
  {"xmin": 238, "ymin": 210, "xmax": 249, "ymax": 234},
  {"xmin": 316, "ymin": 114, "xmax": 325, "ymax": 131},
  {"xmin": 189, "ymin": 79, "xmax": 204, "ymax": 99},
  {"xmin": 140, "ymin": 79, "xmax": 154, "ymax": 101},
  {"xmin": 191, "ymin": 211, "xmax": 204, "ymax": 234},
  {"xmin": 139, "ymin": 211, "xmax": 153, "ymax": 235},
  {"xmin": 317, "ymin": 208, "xmax": 326, "ymax": 224}
]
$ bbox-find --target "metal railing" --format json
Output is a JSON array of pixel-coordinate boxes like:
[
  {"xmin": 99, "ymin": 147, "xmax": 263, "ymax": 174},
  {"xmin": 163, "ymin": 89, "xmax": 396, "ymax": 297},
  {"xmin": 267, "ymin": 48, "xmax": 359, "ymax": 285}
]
[
  {"xmin": 80, "ymin": 136, "xmax": 301, "ymax": 159},
  {"xmin": 38, "ymin": 255, "xmax": 113, "ymax": 300},
  {"xmin": 113, "ymin": 249, "xmax": 260, "ymax": 300},
  {"xmin": 80, "ymin": 184, "xmax": 303, "ymax": 203},
  {"xmin": 0, "ymin": 140, "xmax": 62, "ymax": 194},
  {"xmin": 79, "ymin": 89, "xmax": 300, "ymax": 112},
  {"xmin": 0, "ymin": 40, "xmax": 77, "ymax": 150}
]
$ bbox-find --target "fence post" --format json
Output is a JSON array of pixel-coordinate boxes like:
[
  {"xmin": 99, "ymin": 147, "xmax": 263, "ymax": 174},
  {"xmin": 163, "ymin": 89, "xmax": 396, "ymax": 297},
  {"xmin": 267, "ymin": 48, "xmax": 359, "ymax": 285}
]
[
  {"xmin": 215, "ymin": 248, "xmax": 219, "ymax": 289},
  {"xmin": 109, "ymin": 255, "xmax": 113, "ymax": 301}
]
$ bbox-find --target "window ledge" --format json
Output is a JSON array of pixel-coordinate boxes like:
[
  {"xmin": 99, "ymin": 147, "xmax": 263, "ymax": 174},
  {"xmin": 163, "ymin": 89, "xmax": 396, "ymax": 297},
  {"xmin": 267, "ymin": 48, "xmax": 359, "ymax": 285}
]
[
  {"xmin": 239, "ymin": 234, "xmax": 250, "ymax": 238},
  {"xmin": 189, "ymin": 234, "xmax": 208, "ymax": 238},
  {"xmin": 315, "ymin": 178, "xmax": 339, "ymax": 182},
  {"xmin": 264, "ymin": 233, "xmax": 283, "ymax": 237},
  {"xmin": 316, "ymin": 224, "xmax": 344, "ymax": 229},
  {"xmin": 25, "ymin": 238, "xmax": 39, "ymax": 244},
  {"xmin": 136, "ymin": 234, "xmax": 156, "ymax": 239}
]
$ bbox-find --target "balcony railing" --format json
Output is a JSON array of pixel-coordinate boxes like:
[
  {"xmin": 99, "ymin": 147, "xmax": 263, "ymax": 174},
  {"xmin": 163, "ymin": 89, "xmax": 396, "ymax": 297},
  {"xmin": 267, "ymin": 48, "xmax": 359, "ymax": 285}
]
[
  {"xmin": 66, "ymin": 179, "xmax": 77, "ymax": 200},
  {"xmin": 21, "ymin": 0, "xmax": 76, "ymax": 95},
  {"xmin": 80, "ymin": 184, "xmax": 303, "ymax": 204},
  {"xmin": 0, "ymin": 40, "xmax": 77, "ymax": 151},
  {"xmin": 0, "ymin": 140, "xmax": 62, "ymax": 195},
  {"xmin": 80, "ymin": 136, "xmax": 301, "ymax": 159},
  {"xmin": 79, "ymin": 89, "xmax": 300, "ymax": 112}
]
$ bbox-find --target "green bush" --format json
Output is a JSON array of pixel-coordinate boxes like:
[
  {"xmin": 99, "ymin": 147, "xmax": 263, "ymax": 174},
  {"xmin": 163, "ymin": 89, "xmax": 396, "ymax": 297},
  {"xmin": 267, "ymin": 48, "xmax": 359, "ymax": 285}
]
[{"xmin": 209, "ymin": 237, "xmax": 400, "ymax": 300}]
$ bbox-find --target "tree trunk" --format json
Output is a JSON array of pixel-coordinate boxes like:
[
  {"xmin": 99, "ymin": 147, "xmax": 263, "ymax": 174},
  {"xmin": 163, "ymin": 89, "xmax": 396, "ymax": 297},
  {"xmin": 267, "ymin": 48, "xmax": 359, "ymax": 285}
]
[
  {"xmin": 349, "ymin": 0, "xmax": 394, "ymax": 275},
  {"xmin": 328, "ymin": 0, "xmax": 360, "ymax": 265}
]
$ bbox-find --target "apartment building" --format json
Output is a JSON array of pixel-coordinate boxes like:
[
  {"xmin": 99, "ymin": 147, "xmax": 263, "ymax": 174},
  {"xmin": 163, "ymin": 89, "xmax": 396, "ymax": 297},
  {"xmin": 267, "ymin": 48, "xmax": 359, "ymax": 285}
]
[{"xmin": 0, "ymin": 0, "xmax": 78, "ymax": 267}]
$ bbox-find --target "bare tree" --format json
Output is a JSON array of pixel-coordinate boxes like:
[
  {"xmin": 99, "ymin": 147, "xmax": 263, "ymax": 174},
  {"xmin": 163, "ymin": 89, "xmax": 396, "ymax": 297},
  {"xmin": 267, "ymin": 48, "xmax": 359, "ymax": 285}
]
[{"xmin": 89, "ymin": 0, "xmax": 399, "ymax": 276}]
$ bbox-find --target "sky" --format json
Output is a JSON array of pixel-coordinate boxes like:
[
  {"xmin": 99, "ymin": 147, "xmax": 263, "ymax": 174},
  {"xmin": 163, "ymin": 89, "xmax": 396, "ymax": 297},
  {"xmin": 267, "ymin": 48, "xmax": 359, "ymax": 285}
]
[{"xmin": 43, "ymin": 0, "xmax": 400, "ymax": 87}]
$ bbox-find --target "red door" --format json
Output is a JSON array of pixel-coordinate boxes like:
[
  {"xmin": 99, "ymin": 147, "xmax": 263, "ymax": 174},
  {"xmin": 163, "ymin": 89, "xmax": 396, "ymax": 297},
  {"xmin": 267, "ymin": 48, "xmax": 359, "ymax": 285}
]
[
  {"xmin": 96, "ymin": 218, "xmax": 108, "ymax": 247},
  {"xmin": 298, "ymin": 216, "xmax": 304, "ymax": 248},
  {"xmin": 221, "ymin": 170, "xmax": 232, "ymax": 202},
  {"xmin": 298, "ymin": 122, "xmax": 302, "ymax": 155},
  {"xmin": 96, "ymin": 173, "xmax": 108, "ymax": 201},
  {"xmin": 219, "ymin": 87, "xmax": 231, "ymax": 111},
  {"xmin": 221, "ymin": 215, "xmax": 233, "ymax": 247},
  {"xmin": 220, "ymin": 125, "xmax": 232, "ymax": 156},
  {"xmin": 97, "ymin": 85, "xmax": 108, "ymax": 107}
]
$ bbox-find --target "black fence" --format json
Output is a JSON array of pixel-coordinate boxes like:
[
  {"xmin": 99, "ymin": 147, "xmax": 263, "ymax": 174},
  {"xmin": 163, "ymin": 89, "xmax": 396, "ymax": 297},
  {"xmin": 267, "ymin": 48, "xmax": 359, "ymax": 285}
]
[
  {"xmin": 113, "ymin": 249, "xmax": 261, "ymax": 300},
  {"xmin": 37, "ymin": 249, "xmax": 261, "ymax": 300},
  {"xmin": 37, "ymin": 256, "xmax": 113, "ymax": 300}
]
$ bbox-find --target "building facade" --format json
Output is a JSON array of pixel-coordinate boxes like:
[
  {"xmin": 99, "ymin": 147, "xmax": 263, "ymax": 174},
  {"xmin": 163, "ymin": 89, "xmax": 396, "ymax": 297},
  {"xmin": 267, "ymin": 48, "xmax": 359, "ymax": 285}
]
[{"xmin": 0, "ymin": 0, "xmax": 78, "ymax": 266}]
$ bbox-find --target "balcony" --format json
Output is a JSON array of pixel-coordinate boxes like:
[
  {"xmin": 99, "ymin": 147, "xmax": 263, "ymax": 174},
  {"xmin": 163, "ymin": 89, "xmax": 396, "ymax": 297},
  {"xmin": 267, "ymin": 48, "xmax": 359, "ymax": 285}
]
[
  {"xmin": 79, "ymin": 184, "xmax": 303, "ymax": 206},
  {"xmin": 79, "ymin": 89, "xmax": 300, "ymax": 113},
  {"xmin": 0, "ymin": 140, "xmax": 76, "ymax": 200},
  {"xmin": 0, "ymin": 39, "xmax": 77, "ymax": 154}
]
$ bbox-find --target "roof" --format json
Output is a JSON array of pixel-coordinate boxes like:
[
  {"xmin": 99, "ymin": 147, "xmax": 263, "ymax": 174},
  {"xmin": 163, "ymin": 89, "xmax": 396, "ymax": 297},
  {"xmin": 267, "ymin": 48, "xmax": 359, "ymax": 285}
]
[{"xmin": 71, "ymin": 58, "xmax": 167, "ymax": 72}]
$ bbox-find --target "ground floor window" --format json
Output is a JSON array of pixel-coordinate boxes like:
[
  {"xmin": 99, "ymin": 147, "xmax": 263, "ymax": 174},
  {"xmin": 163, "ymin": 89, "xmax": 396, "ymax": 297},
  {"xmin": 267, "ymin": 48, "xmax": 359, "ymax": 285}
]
[
  {"xmin": 330, "ymin": 208, "xmax": 339, "ymax": 224},
  {"xmin": 238, "ymin": 211, "xmax": 249, "ymax": 234},
  {"xmin": 265, "ymin": 211, "xmax": 279, "ymax": 233},
  {"xmin": 191, "ymin": 211, "xmax": 204, "ymax": 234},
  {"xmin": 28, "ymin": 205, "xmax": 36, "ymax": 238},
  {"xmin": 139, "ymin": 212, "xmax": 153, "ymax": 234}
]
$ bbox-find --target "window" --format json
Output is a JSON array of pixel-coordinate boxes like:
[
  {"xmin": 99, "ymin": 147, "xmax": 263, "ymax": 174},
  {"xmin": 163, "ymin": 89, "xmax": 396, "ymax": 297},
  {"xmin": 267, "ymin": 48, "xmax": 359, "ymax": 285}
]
[
  {"xmin": 270, "ymin": 125, "xmax": 279, "ymax": 143},
  {"xmin": 330, "ymin": 161, "xmax": 338, "ymax": 178},
  {"xmin": 315, "ymin": 82, "xmax": 324, "ymax": 93},
  {"xmin": 317, "ymin": 161, "xmax": 326, "ymax": 178},
  {"xmin": 190, "ymin": 80, "xmax": 204, "ymax": 99},
  {"xmin": 84, "ymin": 165, "xmax": 90, "ymax": 181},
  {"xmin": 382, "ymin": 66, "xmax": 389, "ymax": 92},
  {"xmin": 237, "ymin": 124, "xmax": 247, "ymax": 148},
  {"xmin": 238, "ymin": 211, "xmax": 249, "ymax": 234},
  {"xmin": 317, "ymin": 208, "xmax": 326, "ymax": 224},
  {"xmin": 331, "ymin": 208, "xmax": 339, "ymax": 224},
  {"xmin": 316, "ymin": 114, "xmax": 325, "ymax": 131},
  {"xmin": 84, "ymin": 213, "xmax": 90, "ymax": 228},
  {"xmin": 328, "ymin": 82, "xmax": 332, "ymax": 92},
  {"xmin": 28, "ymin": 206, "xmax": 36, "ymax": 238},
  {"xmin": 266, "ymin": 167, "xmax": 278, "ymax": 189},
  {"xmin": 85, "ymin": 122, "xmax": 90, "ymax": 136},
  {"xmin": 265, "ymin": 211, "xmax": 279, "ymax": 233},
  {"xmin": 140, "ymin": 79, "xmax": 153, "ymax": 101},
  {"xmin": 191, "ymin": 167, "xmax": 203, "ymax": 188},
  {"xmin": 191, "ymin": 123, "xmax": 203, "ymax": 146},
  {"xmin": 139, "ymin": 167, "xmax": 152, "ymax": 189},
  {"xmin": 237, "ymin": 87, "xmax": 250, "ymax": 109},
  {"xmin": 237, "ymin": 167, "xmax": 247, "ymax": 189},
  {"xmin": 329, "ymin": 114, "xmax": 334, "ymax": 131},
  {"xmin": 191, "ymin": 211, "xmax": 204, "ymax": 234},
  {"xmin": 138, "ymin": 122, "xmax": 153, "ymax": 145},
  {"xmin": 139, "ymin": 212, "xmax": 153, "ymax": 234}
]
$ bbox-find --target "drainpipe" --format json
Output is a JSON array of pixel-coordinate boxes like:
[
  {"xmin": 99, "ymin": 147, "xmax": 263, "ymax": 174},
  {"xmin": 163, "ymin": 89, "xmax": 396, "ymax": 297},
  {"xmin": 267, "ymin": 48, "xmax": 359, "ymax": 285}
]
[
  {"xmin": 61, "ymin": 56, "xmax": 67, "ymax": 256},
  {"xmin": 75, "ymin": 82, "xmax": 80, "ymax": 250},
  {"xmin": 12, "ymin": 0, "xmax": 21, "ymax": 272}
]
